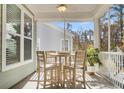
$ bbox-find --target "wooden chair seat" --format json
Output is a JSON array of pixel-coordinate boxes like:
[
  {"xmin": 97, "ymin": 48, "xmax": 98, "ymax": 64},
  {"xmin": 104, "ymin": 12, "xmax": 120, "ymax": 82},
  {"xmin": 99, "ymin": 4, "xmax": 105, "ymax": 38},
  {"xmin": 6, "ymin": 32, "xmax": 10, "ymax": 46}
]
[
  {"xmin": 76, "ymin": 65, "xmax": 84, "ymax": 69},
  {"xmin": 40, "ymin": 63, "xmax": 56, "ymax": 69},
  {"xmin": 46, "ymin": 64, "xmax": 57, "ymax": 70},
  {"xmin": 64, "ymin": 65, "xmax": 74, "ymax": 70},
  {"xmin": 66, "ymin": 61, "xmax": 84, "ymax": 70}
]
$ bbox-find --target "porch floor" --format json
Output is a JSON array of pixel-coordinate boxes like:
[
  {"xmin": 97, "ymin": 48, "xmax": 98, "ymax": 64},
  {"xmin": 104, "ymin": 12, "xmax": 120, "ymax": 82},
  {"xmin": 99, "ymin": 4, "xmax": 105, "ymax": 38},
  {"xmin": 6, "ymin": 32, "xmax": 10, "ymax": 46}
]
[{"xmin": 11, "ymin": 71, "xmax": 117, "ymax": 89}]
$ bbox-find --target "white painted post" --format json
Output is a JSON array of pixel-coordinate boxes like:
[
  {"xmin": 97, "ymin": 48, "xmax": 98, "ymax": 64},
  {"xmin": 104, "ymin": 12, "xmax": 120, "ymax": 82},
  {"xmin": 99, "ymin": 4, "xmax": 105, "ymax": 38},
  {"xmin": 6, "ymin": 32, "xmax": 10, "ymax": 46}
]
[
  {"xmin": 108, "ymin": 8, "xmax": 111, "ymax": 52},
  {"xmin": 107, "ymin": 9, "xmax": 111, "ymax": 78},
  {"xmin": 93, "ymin": 18, "xmax": 100, "ymax": 49}
]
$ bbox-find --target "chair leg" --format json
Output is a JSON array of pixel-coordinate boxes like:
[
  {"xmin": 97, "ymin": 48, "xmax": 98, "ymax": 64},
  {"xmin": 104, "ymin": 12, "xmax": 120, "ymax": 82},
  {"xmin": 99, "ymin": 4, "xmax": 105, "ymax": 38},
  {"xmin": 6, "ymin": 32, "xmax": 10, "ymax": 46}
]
[
  {"xmin": 57, "ymin": 66, "xmax": 60, "ymax": 87},
  {"xmin": 44, "ymin": 71, "xmax": 46, "ymax": 89},
  {"xmin": 83, "ymin": 70, "xmax": 86, "ymax": 89},
  {"xmin": 51, "ymin": 69, "xmax": 53, "ymax": 87},
  {"xmin": 58, "ymin": 66, "xmax": 60, "ymax": 87},
  {"xmin": 55, "ymin": 68, "xmax": 56, "ymax": 86},
  {"xmin": 55, "ymin": 67, "xmax": 58, "ymax": 88},
  {"xmin": 73, "ymin": 70, "xmax": 76, "ymax": 88},
  {"xmin": 63, "ymin": 67, "xmax": 65, "ymax": 88},
  {"xmin": 37, "ymin": 69, "xmax": 40, "ymax": 89}
]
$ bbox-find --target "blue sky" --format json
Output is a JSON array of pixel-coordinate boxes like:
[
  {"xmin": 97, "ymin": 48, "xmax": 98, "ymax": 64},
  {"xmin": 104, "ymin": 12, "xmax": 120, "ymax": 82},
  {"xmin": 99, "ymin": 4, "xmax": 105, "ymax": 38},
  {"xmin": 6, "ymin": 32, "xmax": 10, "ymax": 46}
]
[{"xmin": 50, "ymin": 21, "xmax": 94, "ymax": 32}]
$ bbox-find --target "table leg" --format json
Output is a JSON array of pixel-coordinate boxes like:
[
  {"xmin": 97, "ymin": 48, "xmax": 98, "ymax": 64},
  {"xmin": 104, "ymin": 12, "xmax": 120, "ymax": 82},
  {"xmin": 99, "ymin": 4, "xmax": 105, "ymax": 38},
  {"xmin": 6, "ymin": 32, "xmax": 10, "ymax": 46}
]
[
  {"xmin": 55, "ymin": 57, "xmax": 57, "ymax": 87},
  {"xmin": 59, "ymin": 56, "xmax": 62, "ymax": 87}
]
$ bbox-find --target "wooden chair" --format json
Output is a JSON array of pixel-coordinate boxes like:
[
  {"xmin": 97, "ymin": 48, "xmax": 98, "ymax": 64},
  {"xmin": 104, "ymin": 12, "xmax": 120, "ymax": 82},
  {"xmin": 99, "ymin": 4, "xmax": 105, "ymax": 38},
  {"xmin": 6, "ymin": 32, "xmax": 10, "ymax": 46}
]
[
  {"xmin": 63, "ymin": 51, "xmax": 76, "ymax": 88},
  {"xmin": 36, "ymin": 51, "xmax": 57, "ymax": 89},
  {"xmin": 46, "ymin": 51, "xmax": 59, "ymax": 86},
  {"xmin": 75, "ymin": 50, "xmax": 87, "ymax": 89}
]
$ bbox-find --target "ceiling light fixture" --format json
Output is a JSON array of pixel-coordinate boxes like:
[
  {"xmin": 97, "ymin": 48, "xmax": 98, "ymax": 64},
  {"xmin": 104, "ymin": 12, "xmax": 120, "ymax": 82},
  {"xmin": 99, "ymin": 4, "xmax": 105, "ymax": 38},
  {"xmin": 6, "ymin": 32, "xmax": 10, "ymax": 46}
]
[{"xmin": 57, "ymin": 4, "xmax": 67, "ymax": 13}]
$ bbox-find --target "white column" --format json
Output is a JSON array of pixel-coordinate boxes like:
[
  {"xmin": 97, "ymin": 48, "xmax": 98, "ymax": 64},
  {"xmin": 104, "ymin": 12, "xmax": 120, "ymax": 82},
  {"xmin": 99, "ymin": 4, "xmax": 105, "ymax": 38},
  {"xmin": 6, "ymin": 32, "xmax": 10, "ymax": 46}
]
[
  {"xmin": 108, "ymin": 8, "xmax": 111, "ymax": 52},
  {"xmin": 94, "ymin": 18, "xmax": 100, "ymax": 49}
]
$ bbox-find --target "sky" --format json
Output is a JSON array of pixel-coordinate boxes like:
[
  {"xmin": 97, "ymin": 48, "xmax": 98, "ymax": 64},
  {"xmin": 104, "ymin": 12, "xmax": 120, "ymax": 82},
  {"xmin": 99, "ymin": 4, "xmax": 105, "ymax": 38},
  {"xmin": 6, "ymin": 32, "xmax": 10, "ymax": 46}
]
[{"xmin": 50, "ymin": 21, "xmax": 94, "ymax": 32}]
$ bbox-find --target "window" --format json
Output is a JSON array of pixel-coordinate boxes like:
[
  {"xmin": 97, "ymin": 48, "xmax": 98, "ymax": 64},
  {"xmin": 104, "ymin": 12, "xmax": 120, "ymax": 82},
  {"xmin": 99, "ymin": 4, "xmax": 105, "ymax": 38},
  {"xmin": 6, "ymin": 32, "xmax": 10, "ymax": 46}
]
[
  {"xmin": 99, "ymin": 11, "xmax": 109, "ymax": 51},
  {"xmin": 1, "ymin": 4, "xmax": 33, "ymax": 71},
  {"xmin": 24, "ymin": 13, "xmax": 32, "ymax": 60},
  {"xmin": 6, "ymin": 4, "xmax": 21, "ymax": 65},
  {"xmin": 61, "ymin": 39, "xmax": 69, "ymax": 51}
]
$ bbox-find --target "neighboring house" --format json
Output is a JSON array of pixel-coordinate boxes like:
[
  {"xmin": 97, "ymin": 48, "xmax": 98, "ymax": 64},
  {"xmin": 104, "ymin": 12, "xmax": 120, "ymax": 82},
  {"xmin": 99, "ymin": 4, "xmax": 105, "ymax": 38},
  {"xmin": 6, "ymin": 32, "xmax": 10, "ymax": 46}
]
[{"xmin": 37, "ymin": 21, "xmax": 73, "ymax": 51}]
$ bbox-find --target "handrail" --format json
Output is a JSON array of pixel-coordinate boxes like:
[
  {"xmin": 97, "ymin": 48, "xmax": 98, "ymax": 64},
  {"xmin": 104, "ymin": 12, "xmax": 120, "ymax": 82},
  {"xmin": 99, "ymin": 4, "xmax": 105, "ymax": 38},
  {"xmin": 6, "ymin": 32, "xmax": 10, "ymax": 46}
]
[{"xmin": 100, "ymin": 51, "xmax": 124, "ymax": 54}]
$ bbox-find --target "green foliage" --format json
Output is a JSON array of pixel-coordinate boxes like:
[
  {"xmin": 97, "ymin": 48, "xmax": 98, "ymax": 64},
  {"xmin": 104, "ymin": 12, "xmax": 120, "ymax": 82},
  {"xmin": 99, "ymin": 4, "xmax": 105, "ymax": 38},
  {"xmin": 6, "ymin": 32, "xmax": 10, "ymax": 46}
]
[
  {"xmin": 110, "ymin": 42, "xmax": 116, "ymax": 51},
  {"xmin": 87, "ymin": 46, "xmax": 102, "ymax": 66}
]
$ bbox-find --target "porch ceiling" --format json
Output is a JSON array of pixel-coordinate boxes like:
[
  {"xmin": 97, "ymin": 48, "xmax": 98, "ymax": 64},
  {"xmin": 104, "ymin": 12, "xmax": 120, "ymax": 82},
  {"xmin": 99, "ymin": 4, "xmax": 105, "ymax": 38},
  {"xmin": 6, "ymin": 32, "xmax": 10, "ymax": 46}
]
[{"xmin": 26, "ymin": 4, "xmax": 103, "ymax": 21}]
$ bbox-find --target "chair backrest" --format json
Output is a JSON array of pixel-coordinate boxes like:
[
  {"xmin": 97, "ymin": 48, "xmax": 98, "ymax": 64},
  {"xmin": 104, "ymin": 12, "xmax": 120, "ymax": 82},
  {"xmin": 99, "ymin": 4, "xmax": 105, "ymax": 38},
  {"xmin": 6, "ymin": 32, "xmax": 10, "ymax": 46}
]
[
  {"xmin": 46, "ymin": 51, "xmax": 56, "ymax": 58},
  {"xmin": 46, "ymin": 51, "xmax": 56, "ymax": 64},
  {"xmin": 37, "ymin": 51, "xmax": 46, "ymax": 69},
  {"xmin": 75, "ymin": 50, "xmax": 86, "ymax": 67}
]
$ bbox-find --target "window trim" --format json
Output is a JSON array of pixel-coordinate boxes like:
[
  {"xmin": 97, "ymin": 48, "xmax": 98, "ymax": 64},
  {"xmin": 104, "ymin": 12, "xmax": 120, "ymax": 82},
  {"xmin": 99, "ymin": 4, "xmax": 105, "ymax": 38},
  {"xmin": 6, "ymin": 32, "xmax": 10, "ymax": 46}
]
[
  {"xmin": 2, "ymin": 4, "xmax": 34, "ymax": 72},
  {"xmin": 24, "ymin": 11, "xmax": 33, "ymax": 61},
  {"xmin": 60, "ymin": 39, "xmax": 69, "ymax": 51}
]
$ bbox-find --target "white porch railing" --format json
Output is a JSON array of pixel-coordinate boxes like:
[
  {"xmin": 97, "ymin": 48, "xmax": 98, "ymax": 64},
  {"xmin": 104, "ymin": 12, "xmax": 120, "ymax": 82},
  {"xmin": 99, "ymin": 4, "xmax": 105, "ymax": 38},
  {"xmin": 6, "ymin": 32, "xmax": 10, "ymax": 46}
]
[{"xmin": 99, "ymin": 52, "xmax": 124, "ymax": 89}]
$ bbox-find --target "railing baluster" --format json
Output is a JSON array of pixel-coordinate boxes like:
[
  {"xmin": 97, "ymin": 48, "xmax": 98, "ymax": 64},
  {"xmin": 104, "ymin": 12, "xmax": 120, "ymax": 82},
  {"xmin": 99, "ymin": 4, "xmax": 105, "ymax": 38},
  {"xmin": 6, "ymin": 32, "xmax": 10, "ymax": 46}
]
[{"xmin": 99, "ymin": 52, "xmax": 124, "ymax": 89}]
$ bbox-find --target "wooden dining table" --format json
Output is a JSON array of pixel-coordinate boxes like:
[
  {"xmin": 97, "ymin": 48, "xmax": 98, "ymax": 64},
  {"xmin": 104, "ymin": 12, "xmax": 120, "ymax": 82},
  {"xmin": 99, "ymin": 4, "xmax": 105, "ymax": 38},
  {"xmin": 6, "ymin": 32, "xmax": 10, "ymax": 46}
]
[{"xmin": 48, "ymin": 51, "xmax": 75, "ymax": 87}]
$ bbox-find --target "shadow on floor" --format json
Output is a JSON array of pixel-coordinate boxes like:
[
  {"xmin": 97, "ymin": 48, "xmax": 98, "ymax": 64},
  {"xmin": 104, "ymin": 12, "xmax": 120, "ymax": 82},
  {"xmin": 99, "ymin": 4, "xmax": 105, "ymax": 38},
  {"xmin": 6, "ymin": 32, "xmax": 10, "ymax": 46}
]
[{"xmin": 10, "ymin": 71, "xmax": 117, "ymax": 89}]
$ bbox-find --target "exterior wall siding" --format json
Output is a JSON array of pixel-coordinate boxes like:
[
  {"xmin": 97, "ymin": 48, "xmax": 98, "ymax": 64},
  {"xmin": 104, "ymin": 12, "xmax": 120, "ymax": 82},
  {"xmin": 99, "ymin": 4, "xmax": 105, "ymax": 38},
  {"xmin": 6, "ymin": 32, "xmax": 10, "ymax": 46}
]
[
  {"xmin": 37, "ymin": 22, "xmax": 72, "ymax": 51},
  {"xmin": 0, "ymin": 62, "xmax": 35, "ymax": 88},
  {"xmin": 0, "ymin": 4, "xmax": 36, "ymax": 89}
]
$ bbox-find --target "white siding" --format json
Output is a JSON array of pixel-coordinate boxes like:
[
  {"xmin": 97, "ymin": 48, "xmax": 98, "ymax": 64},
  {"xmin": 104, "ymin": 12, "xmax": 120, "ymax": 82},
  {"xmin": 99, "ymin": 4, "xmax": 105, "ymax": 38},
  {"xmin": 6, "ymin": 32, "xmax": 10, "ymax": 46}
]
[
  {"xmin": 0, "ymin": 62, "xmax": 35, "ymax": 88},
  {"xmin": 0, "ymin": 5, "xmax": 36, "ymax": 89},
  {"xmin": 0, "ymin": 24, "xmax": 36, "ymax": 88},
  {"xmin": 37, "ymin": 21, "xmax": 73, "ymax": 51}
]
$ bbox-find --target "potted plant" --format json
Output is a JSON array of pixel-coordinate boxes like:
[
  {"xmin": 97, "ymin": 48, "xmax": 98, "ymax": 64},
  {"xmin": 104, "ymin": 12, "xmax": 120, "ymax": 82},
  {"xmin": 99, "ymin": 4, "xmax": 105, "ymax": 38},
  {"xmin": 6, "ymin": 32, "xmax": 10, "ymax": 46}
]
[{"xmin": 86, "ymin": 44, "xmax": 102, "ymax": 75}]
